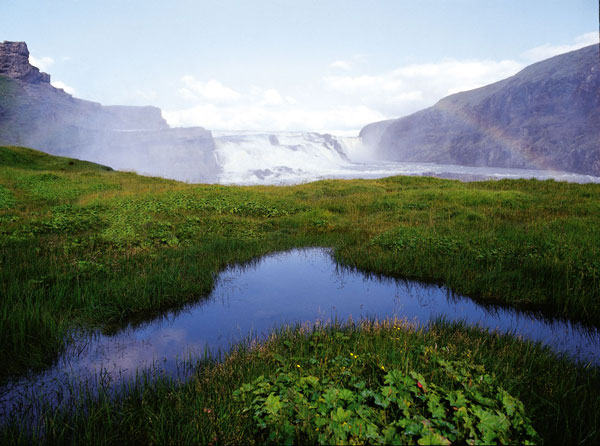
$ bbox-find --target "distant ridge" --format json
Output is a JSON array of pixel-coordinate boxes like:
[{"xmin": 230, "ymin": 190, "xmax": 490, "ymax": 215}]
[
  {"xmin": 0, "ymin": 41, "xmax": 219, "ymax": 182},
  {"xmin": 360, "ymin": 44, "xmax": 600, "ymax": 177}
]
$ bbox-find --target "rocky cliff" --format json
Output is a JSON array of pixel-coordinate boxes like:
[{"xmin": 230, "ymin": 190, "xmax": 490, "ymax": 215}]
[
  {"xmin": 0, "ymin": 41, "xmax": 219, "ymax": 182},
  {"xmin": 360, "ymin": 44, "xmax": 600, "ymax": 176},
  {"xmin": 0, "ymin": 41, "xmax": 50, "ymax": 84}
]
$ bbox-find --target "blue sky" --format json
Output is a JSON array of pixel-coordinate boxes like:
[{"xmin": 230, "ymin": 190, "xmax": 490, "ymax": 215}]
[{"xmin": 2, "ymin": 0, "xmax": 598, "ymax": 134}]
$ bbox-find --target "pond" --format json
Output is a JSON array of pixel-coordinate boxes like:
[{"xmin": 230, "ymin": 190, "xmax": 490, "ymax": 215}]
[{"xmin": 2, "ymin": 248, "xmax": 599, "ymax": 420}]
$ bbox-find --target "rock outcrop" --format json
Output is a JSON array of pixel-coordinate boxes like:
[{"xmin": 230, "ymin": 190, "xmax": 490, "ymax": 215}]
[
  {"xmin": 0, "ymin": 41, "xmax": 50, "ymax": 84},
  {"xmin": 0, "ymin": 41, "xmax": 220, "ymax": 182},
  {"xmin": 360, "ymin": 44, "xmax": 600, "ymax": 177}
]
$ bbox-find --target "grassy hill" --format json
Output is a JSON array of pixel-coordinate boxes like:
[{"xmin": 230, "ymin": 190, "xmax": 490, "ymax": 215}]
[{"xmin": 1, "ymin": 145, "xmax": 599, "ymax": 443}]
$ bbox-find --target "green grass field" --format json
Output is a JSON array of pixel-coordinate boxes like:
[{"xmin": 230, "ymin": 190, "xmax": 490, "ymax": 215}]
[{"xmin": 1, "ymin": 145, "xmax": 599, "ymax": 443}]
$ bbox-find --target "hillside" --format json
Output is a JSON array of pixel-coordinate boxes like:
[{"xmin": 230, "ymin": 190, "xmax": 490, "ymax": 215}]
[
  {"xmin": 1, "ymin": 145, "xmax": 599, "ymax": 444},
  {"xmin": 360, "ymin": 44, "xmax": 600, "ymax": 176},
  {"xmin": 0, "ymin": 41, "xmax": 219, "ymax": 182}
]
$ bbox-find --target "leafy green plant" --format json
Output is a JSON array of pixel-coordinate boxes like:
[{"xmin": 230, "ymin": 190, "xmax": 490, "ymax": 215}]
[{"xmin": 234, "ymin": 348, "xmax": 539, "ymax": 445}]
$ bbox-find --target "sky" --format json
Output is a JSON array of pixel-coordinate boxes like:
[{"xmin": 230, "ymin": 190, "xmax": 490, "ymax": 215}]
[{"xmin": 2, "ymin": 0, "xmax": 598, "ymax": 135}]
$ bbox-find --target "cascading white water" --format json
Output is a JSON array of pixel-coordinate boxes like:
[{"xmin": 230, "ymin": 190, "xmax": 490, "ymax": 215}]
[
  {"xmin": 213, "ymin": 131, "xmax": 356, "ymax": 184},
  {"xmin": 212, "ymin": 131, "xmax": 600, "ymax": 185},
  {"xmin": 336, "ymin": 135, "xmax": 374, "ymax": 163}
]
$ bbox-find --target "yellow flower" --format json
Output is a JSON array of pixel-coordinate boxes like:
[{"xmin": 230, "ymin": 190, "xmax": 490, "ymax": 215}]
[
  {"xmin": 380, "ymin": 365, "xmax": 385, "ymax": 371},
  {"xmin": 296, "ymin": 364, "xmax": 301, "ymax": 368}
]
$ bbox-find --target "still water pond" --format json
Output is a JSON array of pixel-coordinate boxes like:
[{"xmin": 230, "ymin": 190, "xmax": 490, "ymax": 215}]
[{"xmin": 2, "ymin": 248, "xmax": 600, "ymax": 418}]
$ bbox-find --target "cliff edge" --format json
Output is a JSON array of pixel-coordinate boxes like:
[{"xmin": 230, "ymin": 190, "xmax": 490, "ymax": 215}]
[
  {"xmin": 0, "ymin": 41, "xmax": 219, "ymax": 182},
  {"xmin": 0, "ymin": 41, "xmax": 50, "ymax": 84}
]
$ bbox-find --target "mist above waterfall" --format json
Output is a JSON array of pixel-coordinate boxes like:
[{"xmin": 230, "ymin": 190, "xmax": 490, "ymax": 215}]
[
  {"xmin": 211, "ymin": 131, "xmax": 600, "ymax": 185},
  {"xmin": 2, "ymin": 41, "xmax": 599, "ymax": 187}
]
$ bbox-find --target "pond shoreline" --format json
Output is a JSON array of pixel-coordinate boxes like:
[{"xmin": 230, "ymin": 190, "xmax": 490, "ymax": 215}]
[{"xmin": 3, "ymin": 248, "xmax": 599, "ymax": 431}]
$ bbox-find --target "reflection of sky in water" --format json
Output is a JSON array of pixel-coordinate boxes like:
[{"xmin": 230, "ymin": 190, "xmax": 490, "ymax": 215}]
[{"xmin": 2, "ymin": 248, "xmax": 600, "ymax": 420}]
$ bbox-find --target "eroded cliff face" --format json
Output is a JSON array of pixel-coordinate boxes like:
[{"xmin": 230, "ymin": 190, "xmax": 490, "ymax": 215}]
[
  {"xmin": 0, "ymin": 41, "xmax": 50, "ymax": 84},
  {"xmin": 360, "ymin": 44, "xmax": 600, "ymax": 177},
  {"xmin": 0, "ymin": 41, "xmax": 220, "ymax": 182}
]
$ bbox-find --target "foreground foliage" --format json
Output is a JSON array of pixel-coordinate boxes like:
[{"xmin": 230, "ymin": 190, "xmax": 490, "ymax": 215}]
[
  {"xmin": 2, "ymin": 321, "xmax": 597, "ymax": 444},
  {"xmin": 234, "ymin": 346, "xmax": 539, "ymax": 444}
]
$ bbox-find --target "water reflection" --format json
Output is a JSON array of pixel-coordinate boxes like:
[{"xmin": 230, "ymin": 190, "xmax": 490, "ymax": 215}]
[{"xmin": 2, "ymin": 248, "xmax": 599, "ymax": 420}]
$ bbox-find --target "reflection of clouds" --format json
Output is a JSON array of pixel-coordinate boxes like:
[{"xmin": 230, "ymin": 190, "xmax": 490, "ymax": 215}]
[
  {"xmin": 150, "ymin": 328, "xmax": 189, "ymax": 349},
  {"xmin": 62, "ymin": 326, "xmax": 195, "ymax": 381},
  {"xmin": 3, "ymin": 248, "xmax": 600, "ymax": 422},
  {"xmin": 79, "ymin": 337, "xmax": 156, "ymax": 377},
  {"xmin": 88, "ymin": 327, "xmax": 194, "ymax": 376}
]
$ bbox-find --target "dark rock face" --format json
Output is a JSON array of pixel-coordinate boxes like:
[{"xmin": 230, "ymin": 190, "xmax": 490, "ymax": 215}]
[
  {"xmin": 0, "ymin": 41, "xmax": 50, "ymax": 84},
  {"xmin": 0, "ymin": 41, "xmax": 220, "ymax": 182},
  {"xmin": 360, "ymin": 44, "xmax": 600, "ymax": 176}
]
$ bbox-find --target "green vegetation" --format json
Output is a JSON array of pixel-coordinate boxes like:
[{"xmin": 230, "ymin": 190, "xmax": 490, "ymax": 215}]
[
  {"xmin": 1, "ymin": 145, "xmax": 599, "ymax": 443},
  {"xmin": 233, "ymin": 338, "xmax": 539, "ymax": 445},
  {"xmin": 3, "ymin": 321, "xmax": 598, "ymax": 444}
]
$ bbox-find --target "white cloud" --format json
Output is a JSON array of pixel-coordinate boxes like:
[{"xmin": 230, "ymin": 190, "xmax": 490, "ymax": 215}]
[
  {"xmin": 164, "ymin": 103, "xmax": 384, "ymax": 135},
  {"xmin": 329, "ymin": 54, "xmax": 367, "ymax": 71},
  {"xmin": 164, "ymin": 33, "xmax": 596, "ymax": 135},
  {"xmin": 521, "ymin": 32, "xmax": 598, "ymax": 63},
  {"xmin": 260, "ymin": 88, "xmax": 284, "ymax": 106},
  {"xmin": 179, "ymin": 76, "xmax": 241, "ymax": 103},
  {"xmin": 330, "ymin": 60, "xmax": 352, "ymax": 70},
  {"xmin": 51, "ymin": 80, "xmax": 76, "ymax": 95},
  {"xmin": 320, "ymin": 35, "xmax": 596, "ymax": 126},
  {"xmin": 178, "ymin": 88, "xmax": 198, "ymax": 102},
  {"xmin": 29, "ymin": 55, "xmax": 54, "ymax": 72},
  {"xmin": 322, "ymin": 58, "xmax": 523, "ymax": 116},
  {"xmin": 166, "ymin": 58, "xmax": 522, "ymax": 135}
]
